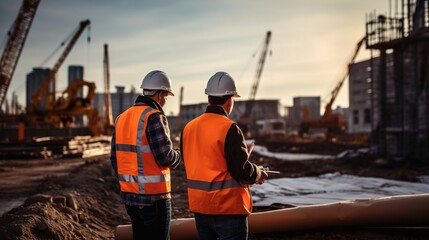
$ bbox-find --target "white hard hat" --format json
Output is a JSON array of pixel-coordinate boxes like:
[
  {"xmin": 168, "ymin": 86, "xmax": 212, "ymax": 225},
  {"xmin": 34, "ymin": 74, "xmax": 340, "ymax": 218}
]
[
  {"xmin": 140, "ymin": 70, "xmax": 174, "ymax": 96},
  {"xmin": 205, "ymin": 72, "xmax": 240, "ymax": 97}
]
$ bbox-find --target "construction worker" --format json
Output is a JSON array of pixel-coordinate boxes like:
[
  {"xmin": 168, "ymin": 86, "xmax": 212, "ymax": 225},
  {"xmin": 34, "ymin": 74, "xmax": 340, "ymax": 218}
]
[
  {"xmin": 181, "ymin": 71, "xmax": 268, "ymax": 240},
  {"xmin": 110, "ymin": 70, "xmax": 181, "ymax": 240}
]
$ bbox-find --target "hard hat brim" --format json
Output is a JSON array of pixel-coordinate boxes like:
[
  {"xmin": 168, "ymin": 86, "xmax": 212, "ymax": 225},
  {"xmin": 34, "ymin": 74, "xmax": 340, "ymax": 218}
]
[{"xmin": 143, "ymin": 89, "xmax": 175, "ymax": 96}]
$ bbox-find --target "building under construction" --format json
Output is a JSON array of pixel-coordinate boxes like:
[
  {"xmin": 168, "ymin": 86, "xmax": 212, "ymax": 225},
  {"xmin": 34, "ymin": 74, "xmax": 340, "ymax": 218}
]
[{"xmin": 365, "ymin": 0, "xmax": 429, "ymax": 160}]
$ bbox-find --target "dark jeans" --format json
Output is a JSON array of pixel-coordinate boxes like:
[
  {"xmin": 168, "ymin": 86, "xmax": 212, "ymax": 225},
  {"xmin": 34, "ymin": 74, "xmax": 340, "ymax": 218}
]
[
  {"xmin": 194, "ymin": 213, "xmax": 248, "ymax": 240},
  {"xmin": 125, "ymin": 199, "xmax": 171, "ymax": 240}
]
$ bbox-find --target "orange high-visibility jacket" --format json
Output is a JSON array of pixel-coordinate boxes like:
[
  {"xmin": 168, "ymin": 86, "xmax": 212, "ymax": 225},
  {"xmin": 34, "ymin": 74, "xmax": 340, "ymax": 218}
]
[
  {"xmin": 182, "ymin": 113, "xmax": 252, "ymax": 215},
  {"xmin": 115, "ymin": 105, "xmax": 171, "ymax": 195}
]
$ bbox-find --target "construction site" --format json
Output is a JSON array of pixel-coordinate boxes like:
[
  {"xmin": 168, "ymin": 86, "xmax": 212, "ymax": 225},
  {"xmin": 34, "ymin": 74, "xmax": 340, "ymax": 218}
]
[{"xmin": 1, "ymin": 0, "xmax": 429, "ymax": 239}]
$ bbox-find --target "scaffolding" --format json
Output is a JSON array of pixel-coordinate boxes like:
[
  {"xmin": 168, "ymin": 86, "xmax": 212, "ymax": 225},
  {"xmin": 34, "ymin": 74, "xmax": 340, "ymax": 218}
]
[{"xmin": 365, "ymin": 0, "xmax": 429, "ymax": 160}]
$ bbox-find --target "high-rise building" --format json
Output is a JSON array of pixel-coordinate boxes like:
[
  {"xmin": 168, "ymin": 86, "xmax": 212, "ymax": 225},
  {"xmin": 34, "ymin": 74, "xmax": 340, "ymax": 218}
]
[
  {"xmin": 348, "ymin": 55, "xmax": 396, "ymax": 134},
  {"xmin": 26, "ymin": 68, "xmax": 54, "ymax": 110},
  {"xmin": 348, "ymin": 60, "xmax": 374, "ymax": 133},
  {"xmin": 364, "ymin": 0, "xmax": 429, "ymax": 159},
  {"xmin": 68, "ymin": 65, "xmax": 84, "ymax": 126},
  {"xmin": 68, "ymin": 65, "xmax": 84, "ymax": 95}
]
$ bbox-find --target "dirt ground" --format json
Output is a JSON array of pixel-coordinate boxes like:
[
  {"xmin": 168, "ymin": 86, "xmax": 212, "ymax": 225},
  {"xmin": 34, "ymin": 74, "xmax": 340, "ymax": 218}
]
[{"xmin": 1, "ymin": 140, "xmax": 429, "ymax": 239}]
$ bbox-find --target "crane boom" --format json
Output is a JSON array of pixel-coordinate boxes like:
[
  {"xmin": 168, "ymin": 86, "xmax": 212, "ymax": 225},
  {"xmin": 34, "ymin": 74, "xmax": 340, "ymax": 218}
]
[
  {"xmin": 245, "ymin": 31, "xmax": 272, "ymax": 118},
  {"xmin": 322, "ymin": 36, "xmax": 366, "ymax": 118},
  {"xmin": 299, "ymin": 36, "xmax": 367, "ymax": 138},
  {"xmin": 29, "ymin": 19, "xmax": 90, "ymax": 113},
  {"xmin": 0, "ymin": 0, "xmax": 40, "ymax": 108},
  {"xmin": 249, "ymin": 31, "xmax": 272, "ymax": 101}
]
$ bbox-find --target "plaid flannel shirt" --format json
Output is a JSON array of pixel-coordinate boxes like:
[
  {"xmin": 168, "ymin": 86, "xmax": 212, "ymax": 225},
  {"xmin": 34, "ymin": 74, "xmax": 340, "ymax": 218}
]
[{"xmin": 111, "ymin": 104, "xmax": 180, "ymax": 206}]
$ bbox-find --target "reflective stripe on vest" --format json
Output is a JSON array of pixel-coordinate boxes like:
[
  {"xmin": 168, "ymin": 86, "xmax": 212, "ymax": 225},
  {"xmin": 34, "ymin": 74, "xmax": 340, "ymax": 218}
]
[
  {"xmin": 187, "ymin": 178, "xmax": 243, "ymax": 191},
  {"xmin": 183, "ymin": 113, "xmax": 252, "ymax": 215},
  {"xmin": 118, "ymin": 174, "xmax": 171, "ymax": 184},
  {"xmin": 115, "ymin": 106, "xmax": 171, "ymax": 195}
]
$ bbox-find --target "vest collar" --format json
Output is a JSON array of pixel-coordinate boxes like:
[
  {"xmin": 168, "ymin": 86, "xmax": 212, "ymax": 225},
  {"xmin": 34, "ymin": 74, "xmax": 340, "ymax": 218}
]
[
  {"xmin": 205, "ymin": 105, "xmax": 228, "ymax": 117},
  {"xmin": 134, "ymin": 95, "xmax": 165, "ymax": 114}
]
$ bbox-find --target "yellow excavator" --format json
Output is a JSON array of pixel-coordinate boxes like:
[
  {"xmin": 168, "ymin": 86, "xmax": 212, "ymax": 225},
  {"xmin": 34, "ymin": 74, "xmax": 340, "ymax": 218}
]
[
  {"xmin": 0, "ymin": 18, "xmax": 103, "ymax": 136},
  {"xmin": 24, "ymin": 19, "xmax": 103, "ymax": 136}
]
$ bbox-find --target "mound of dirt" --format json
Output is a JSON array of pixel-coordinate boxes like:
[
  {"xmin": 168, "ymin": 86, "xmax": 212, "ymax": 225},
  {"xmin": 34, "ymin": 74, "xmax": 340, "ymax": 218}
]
[{"xmin": 0, "ymin": 158, "xmax": 128, "ymax": 240}]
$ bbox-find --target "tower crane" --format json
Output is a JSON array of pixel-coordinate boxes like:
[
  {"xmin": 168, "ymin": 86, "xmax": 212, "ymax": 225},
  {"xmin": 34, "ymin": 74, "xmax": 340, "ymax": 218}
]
[
  {"xmin": 245, "ymin": 31, "xmax": 272, "ymax": 118},
  {"xmin": 300, "ymin": 36, "xmax": 366, "ymax": 137},
  {"xmin": 237, "ymin": 31, "xmax": 272, "ymax": 138},
  {"xmin": 0, "ymin": 0, "xmax": 40, "ymax": 108},
  {"xmin": 28, "ymin": 19, "xmax": 91, "ymax": 113}
]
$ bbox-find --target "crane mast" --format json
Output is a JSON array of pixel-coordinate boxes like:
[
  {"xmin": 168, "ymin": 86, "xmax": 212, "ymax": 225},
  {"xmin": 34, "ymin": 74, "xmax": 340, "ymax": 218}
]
[
  {"xmin": 0, "ymin": 0, "xmax": 40, "ymax": 108},
  {"xmin": 103, "ymin": 43, "xmax": 113, "ymax": 131},
  {"xmin": 29, "ymin": 19, "xmax": 90, "ymax": 113}
]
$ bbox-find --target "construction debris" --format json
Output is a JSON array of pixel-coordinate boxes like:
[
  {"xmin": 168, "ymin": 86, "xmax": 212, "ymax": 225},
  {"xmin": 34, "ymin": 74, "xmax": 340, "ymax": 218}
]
[{"xmin": 0, "ymin": 135, "xmax": 111, "ymax": 160}]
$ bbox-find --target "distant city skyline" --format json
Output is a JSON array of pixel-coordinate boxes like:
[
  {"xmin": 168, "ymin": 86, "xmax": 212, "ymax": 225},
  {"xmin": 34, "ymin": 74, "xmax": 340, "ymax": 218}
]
[{"xmin": 1, "ymin": 0, "xmax": 391, "ymax": 115}]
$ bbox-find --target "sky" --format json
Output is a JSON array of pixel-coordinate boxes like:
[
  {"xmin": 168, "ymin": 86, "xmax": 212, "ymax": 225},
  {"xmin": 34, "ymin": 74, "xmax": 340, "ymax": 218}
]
[{"xmin": 0, "ymin": 0, "xmax": 391, "ymax": 116}]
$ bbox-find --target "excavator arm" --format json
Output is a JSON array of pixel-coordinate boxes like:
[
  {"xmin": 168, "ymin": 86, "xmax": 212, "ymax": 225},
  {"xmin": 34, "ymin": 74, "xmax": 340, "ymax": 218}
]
[{"xmin": 53, "ymin": 79, "xmax": 95, "ymax": 111}]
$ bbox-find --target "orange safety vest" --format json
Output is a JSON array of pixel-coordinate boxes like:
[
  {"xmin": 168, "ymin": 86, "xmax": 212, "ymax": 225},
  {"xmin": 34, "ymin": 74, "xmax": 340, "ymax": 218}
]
[
  {"xmin": 182, "ymin": 113, "xmax": 252, "ymax": 215},
  {"xmin": 115, "ymin": 105, "xmax": 171, "ymax": 195}
]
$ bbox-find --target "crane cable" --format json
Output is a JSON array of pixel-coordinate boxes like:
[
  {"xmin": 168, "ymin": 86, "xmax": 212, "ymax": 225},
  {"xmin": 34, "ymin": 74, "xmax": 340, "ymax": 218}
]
[
  {"xmin": 237, "ymin": 39, "xmax": 264, "ymax": 85},
  {"xmin": 85, "ymin": 25, "xmax": 91, "ymax": 80},
  {"xmin": 39, "ymin": 24, "xmax": 91, "ymax": 67}
]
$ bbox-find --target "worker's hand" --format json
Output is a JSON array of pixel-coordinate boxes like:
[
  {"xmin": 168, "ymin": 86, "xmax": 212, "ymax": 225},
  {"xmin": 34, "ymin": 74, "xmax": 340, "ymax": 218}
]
[{"xmin": 255, "ymin": 170, "xmax": 268, "ymax": 185}]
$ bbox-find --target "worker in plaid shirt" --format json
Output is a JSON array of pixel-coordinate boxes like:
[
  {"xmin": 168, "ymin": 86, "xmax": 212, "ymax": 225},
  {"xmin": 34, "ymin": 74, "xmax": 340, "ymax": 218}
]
[{"xmin": 111, "ymin": 70, "xmax": 180, "ymax": 240}]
